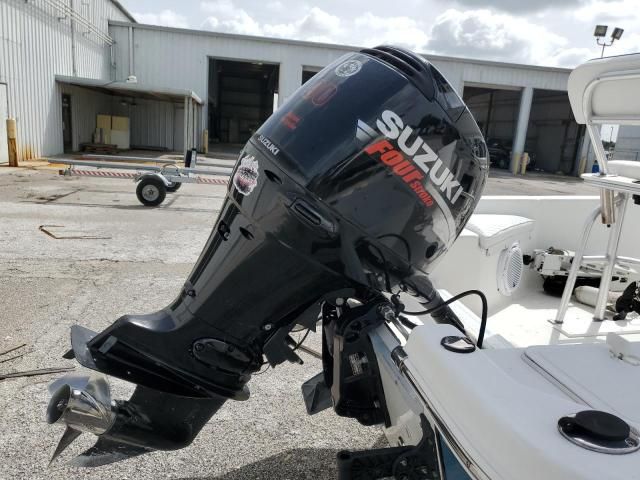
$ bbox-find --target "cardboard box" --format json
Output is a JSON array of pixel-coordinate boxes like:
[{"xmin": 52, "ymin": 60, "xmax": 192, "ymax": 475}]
[{"xmin": 111, "ymin": 116, "xmax": 129, "ymax": 131}]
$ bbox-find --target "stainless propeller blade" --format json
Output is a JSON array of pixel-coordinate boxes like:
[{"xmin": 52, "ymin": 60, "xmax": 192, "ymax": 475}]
[
  {"xmin": 49, "ymin": 426, "xmax": 82, "ymax": 466},
  {"xmin": 47, "ymin": 374, "xmax": 90, "ymax": 395}
]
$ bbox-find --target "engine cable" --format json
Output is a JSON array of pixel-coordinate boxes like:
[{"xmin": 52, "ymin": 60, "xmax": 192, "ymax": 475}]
[
  {"xmin": 366, "ymin": 241, "xmax": 393, "ymax": 293},
  {"xmin": 292, "ymin": 328, "xmax": 312, "ymax": 351},
  {"xmin": 401, "ymin": 289, "xmax": 488, "ymax": 349}
]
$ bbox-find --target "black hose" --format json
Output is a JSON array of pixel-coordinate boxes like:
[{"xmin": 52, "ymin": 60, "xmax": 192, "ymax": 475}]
[
  {"xmin": 366, "ymin": 242, "xmax": 393, "ymax": 293},
  {"xmin": 293, "ymin": 328, "xmax": 312, "ymax": 351},
  {"xmin": 376, "ymin": 233, "xmax": 412, "ymax": 262},
  {"xmin": 402, "ymin": 289, "xmax": 488, "ymax": 349}
]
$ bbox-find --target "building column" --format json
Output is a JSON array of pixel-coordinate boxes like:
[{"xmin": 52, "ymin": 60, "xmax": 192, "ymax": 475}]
[
  {"xmin": 576, "ymin": 128, "xmax": 592, "ymax": 175},
  {"xmin": 183, "ymin": 96, "xmax": 189, "ymax": 153},
  {"xmin": 277, "ymin": 62, "xmax": 303, "ymax": 108},
  {"xmin": 510, "ymin": 86, "xmax": 534, "ymax": 173}
]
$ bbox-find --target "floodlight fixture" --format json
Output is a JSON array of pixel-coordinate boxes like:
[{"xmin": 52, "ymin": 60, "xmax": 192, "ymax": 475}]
[
  {"xmin": 594, "ymin": 25, "xmax": 608, "ymax": 37},
  {"xmin": 595, "ymin": 25, "xmax": 624, "ymax": 57}
]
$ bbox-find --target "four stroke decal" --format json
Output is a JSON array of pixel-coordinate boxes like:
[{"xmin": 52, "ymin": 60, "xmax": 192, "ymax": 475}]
[{"xmin": 357, "ymin": 109, "xmax": 464, "ymax": 207}]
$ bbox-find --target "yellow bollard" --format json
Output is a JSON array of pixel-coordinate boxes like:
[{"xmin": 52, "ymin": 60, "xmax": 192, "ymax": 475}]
[
  {"xmin": 6, "ymin": 118, "xmax": 17, "ymax": 167},
  {"xmin": 520, "ymin": 152, "xmax": 529, "ymax": 175},
  {"xmin": 510, "ymin": 152, "xmax": 521, "ymax": 175}
]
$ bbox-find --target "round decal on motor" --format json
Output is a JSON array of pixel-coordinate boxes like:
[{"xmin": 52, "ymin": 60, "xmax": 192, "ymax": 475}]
[
  {"xmin": 233, "ymin": 155, "xmax": 259, "ymax": 195},
  {"xmin": 335, "ymin": 59, "xmax": 362, "ymax": 77}
]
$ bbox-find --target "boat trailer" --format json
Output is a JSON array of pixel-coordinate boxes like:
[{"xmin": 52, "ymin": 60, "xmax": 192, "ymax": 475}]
[{"xmin": 48, "ymin": 149, "xmax": 232, "ymax": 207}]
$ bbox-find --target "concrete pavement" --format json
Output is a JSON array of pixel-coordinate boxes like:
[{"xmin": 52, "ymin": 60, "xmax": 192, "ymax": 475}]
[{"xmin": 0, "ymin": 169, "xmax": 381, "ymax": 479}]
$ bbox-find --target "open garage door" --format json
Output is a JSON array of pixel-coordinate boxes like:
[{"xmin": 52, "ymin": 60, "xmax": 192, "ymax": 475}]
[
  {"xmin": 208, "ymin": 59, "xmax": 279, "ymax": 146},
  {"xmin": 525, "ymin": 89, "xmax": 582, "ymax": 175},
  {"xmin": 463, "ymin": 86, "xmax": 521, "ymax": 170},
  {"xmin": 302, "ymin": 68, "xmax": 320, "ymax": 85},
  {"xmin": 464, "ymin": 85, "xmax": 582, "ymax": 175},
  {"xmin": 55, "ymin": 75, "xmax": 203, "ymax": 154}
]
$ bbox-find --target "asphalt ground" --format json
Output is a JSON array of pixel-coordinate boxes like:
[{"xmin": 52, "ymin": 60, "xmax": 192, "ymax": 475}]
[
  {"xmin": 0, "ymin": 165, "xmax": 598, "ymax": 479},
  {"xmin": 482, "ymin": 168, "xmax": 598, "ymax": 195},
  {"xmin": 0, "ymin": 168, "xmax": 385, "ymax": 480}
]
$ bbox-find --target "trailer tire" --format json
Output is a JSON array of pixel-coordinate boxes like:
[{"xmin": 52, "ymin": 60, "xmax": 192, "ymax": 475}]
[
  {"xmin": 166, "ymin": 182, "xmax": 182, "ymax": 193},
  {"xmin": 136, "ymin": 176, "xmax": 166, "ymax": 207}
]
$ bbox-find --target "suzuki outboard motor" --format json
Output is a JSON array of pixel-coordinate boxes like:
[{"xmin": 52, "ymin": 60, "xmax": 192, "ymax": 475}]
[{"xmin": 47, "ymin": 46, "xmax": 488, "ymax": 465}]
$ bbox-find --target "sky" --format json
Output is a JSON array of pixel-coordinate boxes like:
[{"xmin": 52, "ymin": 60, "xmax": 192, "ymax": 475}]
[{"xmin": 119, "ymin": 0, "xmax": 638, "ymax": 68}]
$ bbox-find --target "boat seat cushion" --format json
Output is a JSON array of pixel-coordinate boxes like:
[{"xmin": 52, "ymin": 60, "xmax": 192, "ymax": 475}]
[
  {"xmin": 465, "ymin": 214, "xmax": 534, "ymax": 251},
  {"xmin": 608, "ymin": 160, "xmax": 640, "ymax": 180}
]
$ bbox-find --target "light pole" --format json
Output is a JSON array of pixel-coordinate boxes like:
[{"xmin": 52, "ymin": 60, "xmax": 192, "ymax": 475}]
[{"xmin": 594, "ymin": 25, "xmax": 624, "ymax": 57}]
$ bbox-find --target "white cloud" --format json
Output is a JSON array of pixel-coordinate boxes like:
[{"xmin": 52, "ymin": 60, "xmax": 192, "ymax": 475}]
[
  {"xmin": 130, "ymin": 1, "xmax": 615, "ymax": 68},
  {"xmin": 572, "ymin": 1, "xmax": 640, "ymax": 56},
  {"xmin": 263, "ymin": 7, "xmax": 342, "ymax": 42},
  {"xmin": 353, "ymin": 13, "xmax": 429, "ymax": 51},
  {"xmin": 266, "ymin": 0, "xmax": 285, "ymax": 10},
  {"xmin": 198, "ymin": 1, "xmax": 425, "ymax": 50},
  {"xmin": 452, "ymin": 0, "xmax": 584, "ymax": 13},
  {"xmin": 574, "ymin": 0, "xmax": 637, "ymax": 22},
  {"xmin": 427, "ymin": 9, "xmax": 585, "ymax": 66},
  {"xmin": 200, "ymin": 0, "xmax": 262, "ymax": 35},
  {"xmin": 548, "ymin": 47, "xmax": 594, "ymax": 67},
  {"xmin": 200, "ymin": 3, "xmax": 341, "ymax": 42},
  {"xmin": 132, "ymin": 9, "xmax": 189, "ymax": 28}
]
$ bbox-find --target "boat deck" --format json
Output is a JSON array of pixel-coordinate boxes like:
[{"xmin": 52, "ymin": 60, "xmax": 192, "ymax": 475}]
[
  {"xmin": 477, "ymin": 289, "xmax": 640, "ymax": 348},
  {"xmin": 405, "ymin": 283, "xmax": 640, "ymax": 351}
]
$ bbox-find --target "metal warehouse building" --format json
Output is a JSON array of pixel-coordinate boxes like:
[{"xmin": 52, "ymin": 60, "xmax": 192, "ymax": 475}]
[{"xmin": 0, "ymin": 0, "xmax": 631, "ymax": 175}]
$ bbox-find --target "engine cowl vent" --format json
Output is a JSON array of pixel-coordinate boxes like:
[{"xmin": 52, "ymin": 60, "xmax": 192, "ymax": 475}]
[{"xmin": 361, "ymin": 45, "xmax": 435, "ymax": 101}]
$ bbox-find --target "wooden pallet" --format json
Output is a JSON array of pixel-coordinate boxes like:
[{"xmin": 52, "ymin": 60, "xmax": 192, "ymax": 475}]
[{"xmin": 80, "ymin": 142, "xmax": 119, "ymax": 155}]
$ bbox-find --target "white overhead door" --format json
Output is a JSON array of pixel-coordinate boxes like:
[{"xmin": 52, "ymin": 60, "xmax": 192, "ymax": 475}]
[{"xmin": 0, "ymin": 84, "xmax": 8, "ymax": 164}]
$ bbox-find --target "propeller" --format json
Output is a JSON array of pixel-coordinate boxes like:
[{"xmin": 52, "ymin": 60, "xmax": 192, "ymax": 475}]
[
  {"xmin": 46, "ymin": 376, "xmax": 226, "ymax": 467},
  {"xmin": 46, "ymin": 374, "xmax": 115, "ymax": 465}
]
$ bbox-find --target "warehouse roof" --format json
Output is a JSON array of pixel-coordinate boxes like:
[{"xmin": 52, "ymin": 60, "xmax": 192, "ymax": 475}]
[
  {"xmin": 55, "ymin": 75, "xmax": 203, "ymax": 104},
  {"xmin": 110, "ymin": 0, "xmax": 136, "ymax": 23}
]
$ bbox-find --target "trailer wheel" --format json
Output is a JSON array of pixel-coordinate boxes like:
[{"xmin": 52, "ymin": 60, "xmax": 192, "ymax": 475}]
[
  {"xmin": 166, "ymin": 182, "xmax": 182, "ymax": 193},
  {"xmin": 136, "ymin": 176, "xmax": 166, "ymax": 206}
]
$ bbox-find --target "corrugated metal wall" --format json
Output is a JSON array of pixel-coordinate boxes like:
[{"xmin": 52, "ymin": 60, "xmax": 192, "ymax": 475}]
[
  {"xmin": 109, "ymin": 23, "xmax": 572, "ymax": 156},
  {"xmin": 112, "ymin": 98, "xmax": 179, "ymax": 150},
  {"xmin": 59, "ymin": 83, "xmax": 112, "ymax": 151},
  {"xmin": 109, "ymin": 24, "xmax": 352, "ymax": 111},
  {"xmin": 0, "ymin": 0, "xmax": 129, "ymax": 160},
  {"xmin": 614, "ymin": 126, "xmax": 640, "ymax": 162},
  {"xmin": 108, "ymin": 25, "xmax": 355, "ymax": 152},
  {"xmin": 55, "ymin": 84, "xmax": 186, "ymax": 152},
  {"xmin": 433, "ymin": 59, "xmax": 571, "ymax": 95},
  {"xmin": 109, "ymin": 22, "xmax": 574, "ymax": 103}
]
